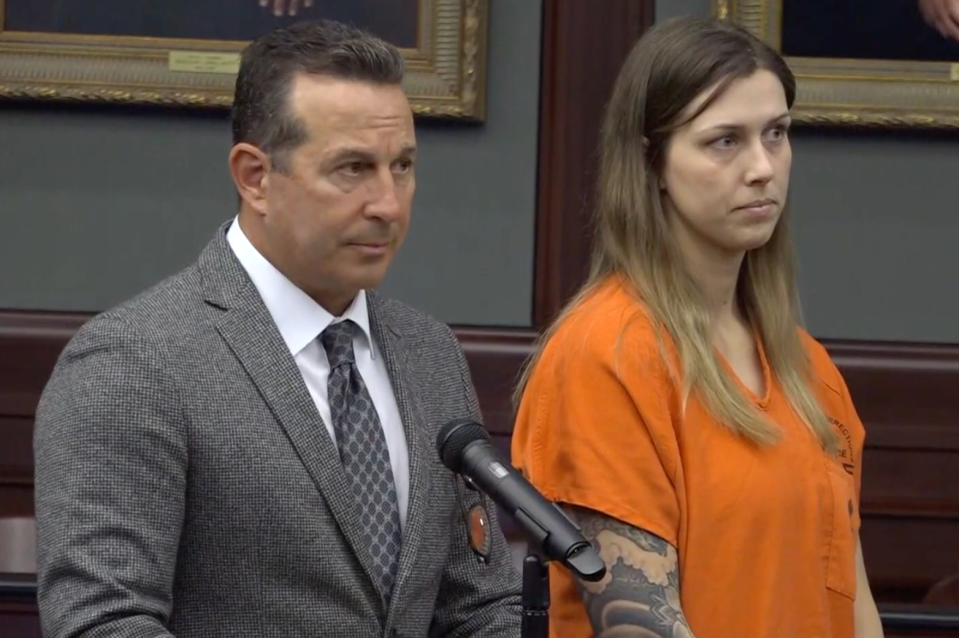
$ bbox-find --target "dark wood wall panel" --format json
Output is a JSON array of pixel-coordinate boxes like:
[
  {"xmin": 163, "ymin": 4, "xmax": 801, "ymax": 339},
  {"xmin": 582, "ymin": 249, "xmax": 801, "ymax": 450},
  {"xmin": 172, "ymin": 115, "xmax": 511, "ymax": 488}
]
[
  {"xmin": 3, "ymin": 310, "xmax": 958, "ymax": 609},
  {"xmin": 864, "ymin": 516, "xmax": 959, "ymax": 592},
  {"xmin": 0, "ymin": 418, "xmax": 34, "ymax": 487},
  {"xmin": 0, "ymin": 605, "xmax": 40, "ymax": 638},
  {"xmin": 533, "ymin": 0, "xmax": 655, "ymax": 328},
  {"xmin": 0, "ymin": 409, "xmax": 40, "ymax": 518},
  {"xmin": 0, "ymin": 312, "xmax": 86, "ymax": 520},
  {"xmin": 863, "ymin": 448, "xmax": 959, "ymax": 517},
  {"xmin": 455, "ymin": 328, "xmax": 537, "ymax": 435}
]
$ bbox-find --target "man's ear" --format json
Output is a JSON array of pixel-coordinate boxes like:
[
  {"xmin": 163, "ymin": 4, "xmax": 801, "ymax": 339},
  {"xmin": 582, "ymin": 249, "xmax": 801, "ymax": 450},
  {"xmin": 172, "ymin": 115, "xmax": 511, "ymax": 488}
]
[{"xmin": 229, "ymin": 143, "xmax": 272, "ymax": 215}]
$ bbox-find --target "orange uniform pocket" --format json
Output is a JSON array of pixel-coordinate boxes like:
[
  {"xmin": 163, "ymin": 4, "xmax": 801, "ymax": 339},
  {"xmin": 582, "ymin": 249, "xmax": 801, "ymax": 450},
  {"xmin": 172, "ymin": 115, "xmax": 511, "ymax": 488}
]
[{"xmin": 823, "ymin": 458, "xmax": 858, "ymax": 601}]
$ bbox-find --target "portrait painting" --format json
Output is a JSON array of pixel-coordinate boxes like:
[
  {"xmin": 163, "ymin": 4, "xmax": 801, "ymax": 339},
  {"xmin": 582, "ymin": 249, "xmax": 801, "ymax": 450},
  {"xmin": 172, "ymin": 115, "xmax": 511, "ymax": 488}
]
[
  {"xmin": 716, "ymin": 0, "xmax": 959, "ymax": 129},
  {"xmin": 0, "ymin": 0, "xmax": 488, "ymax": 120}
]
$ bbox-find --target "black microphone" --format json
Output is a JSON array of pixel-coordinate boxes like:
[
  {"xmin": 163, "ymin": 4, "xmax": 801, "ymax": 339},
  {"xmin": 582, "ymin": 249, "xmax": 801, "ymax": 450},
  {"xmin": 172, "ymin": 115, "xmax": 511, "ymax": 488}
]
[{"xmin": 437, "ymin": 419, "xmax": 607, "ymax": 582}]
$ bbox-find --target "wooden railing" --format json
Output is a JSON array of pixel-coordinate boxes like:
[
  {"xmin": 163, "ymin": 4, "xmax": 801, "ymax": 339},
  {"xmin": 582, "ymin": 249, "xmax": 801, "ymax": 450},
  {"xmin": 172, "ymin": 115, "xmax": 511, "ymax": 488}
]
[
  {"xmin": 2, "ymin": 574, "xmax": 958, "ymax": 638},
  {"xmin": 3, "ymin": 312, "xmax": 959, "ymax": 618}
]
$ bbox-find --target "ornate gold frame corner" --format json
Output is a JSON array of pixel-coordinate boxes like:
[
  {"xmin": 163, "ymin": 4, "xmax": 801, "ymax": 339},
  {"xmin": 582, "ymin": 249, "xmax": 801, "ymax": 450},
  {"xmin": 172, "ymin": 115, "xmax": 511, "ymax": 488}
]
[
  {"xmin": 0, "ymin": 0, "xmax": 489, "ymax": 121},
  {"xmin": 715, "ymin": 0, "xmax": 959, "ymax": 129}
]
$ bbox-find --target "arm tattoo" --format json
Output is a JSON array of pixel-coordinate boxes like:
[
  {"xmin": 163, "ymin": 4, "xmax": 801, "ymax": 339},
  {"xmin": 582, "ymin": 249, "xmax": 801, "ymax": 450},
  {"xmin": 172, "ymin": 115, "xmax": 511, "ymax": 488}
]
[{"xmin": 565, "ymin": 505, "xmax": 695, "ymax": 638}]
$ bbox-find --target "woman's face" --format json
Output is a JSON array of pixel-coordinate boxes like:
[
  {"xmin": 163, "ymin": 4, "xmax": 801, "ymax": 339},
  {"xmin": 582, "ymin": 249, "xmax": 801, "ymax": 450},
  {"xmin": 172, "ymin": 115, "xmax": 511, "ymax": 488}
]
[{"xmin": 659, "ymin": 69, "xmax": 792, "ymax": 261}]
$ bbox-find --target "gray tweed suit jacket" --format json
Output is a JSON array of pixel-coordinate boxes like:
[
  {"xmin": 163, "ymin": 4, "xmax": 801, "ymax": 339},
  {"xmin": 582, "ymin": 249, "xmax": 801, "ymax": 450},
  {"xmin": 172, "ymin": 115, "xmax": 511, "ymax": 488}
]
[{"xmin": 33, "ymin": 222, "xmax": 522, "ymax": 638}]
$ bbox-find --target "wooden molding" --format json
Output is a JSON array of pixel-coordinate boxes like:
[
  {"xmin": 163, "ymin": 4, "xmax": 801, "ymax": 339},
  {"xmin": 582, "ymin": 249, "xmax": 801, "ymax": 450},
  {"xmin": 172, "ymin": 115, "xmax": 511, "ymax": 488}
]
[
  {"xmin": 2, "ymin": 311, "xmax": 959, "ymax": 604},
  {"xmin": 533, "ymin": 0, "xmax": 655, "ymax": 330},
  {"xmin": 454, "ymin": 327, "xmax": 536, "ymax": 436}
]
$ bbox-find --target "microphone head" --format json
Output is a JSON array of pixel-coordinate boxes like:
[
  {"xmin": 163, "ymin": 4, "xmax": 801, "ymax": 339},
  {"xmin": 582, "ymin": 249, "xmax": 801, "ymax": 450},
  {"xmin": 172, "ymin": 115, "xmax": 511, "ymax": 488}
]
[{"xmin": 437, "ymin": 419, "xmax": 490, "ymax": 472}]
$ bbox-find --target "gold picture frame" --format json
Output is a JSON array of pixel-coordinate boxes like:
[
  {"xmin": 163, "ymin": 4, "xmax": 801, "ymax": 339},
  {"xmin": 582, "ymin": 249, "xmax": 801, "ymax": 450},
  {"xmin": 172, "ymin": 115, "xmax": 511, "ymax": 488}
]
[
  {"xmin": 715, "ymin": 0, "xmax": 959, "ymax": 129},
  {"xmin": 0, "ymin": 0, "xmax": 489, "ymax": 120}
]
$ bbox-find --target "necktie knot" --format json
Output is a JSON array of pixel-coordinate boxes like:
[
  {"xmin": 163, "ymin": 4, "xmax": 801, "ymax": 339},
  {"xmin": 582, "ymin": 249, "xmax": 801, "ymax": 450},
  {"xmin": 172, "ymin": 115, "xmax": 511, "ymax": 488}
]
[{"xmin": 321, "ymin": 320, "xmax": 356, "ymax": 368}]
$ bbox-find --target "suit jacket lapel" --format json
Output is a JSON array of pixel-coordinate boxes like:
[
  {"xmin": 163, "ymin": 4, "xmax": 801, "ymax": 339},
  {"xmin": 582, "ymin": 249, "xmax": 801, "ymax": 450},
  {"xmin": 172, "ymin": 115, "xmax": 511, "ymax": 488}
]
[
  {"xmin": 199, "ymin": 226, "xmax": 383, "ymax": 598},
  {"xmin": 366, "ymin": 293, "xmax": 430, "ymax": 609}
]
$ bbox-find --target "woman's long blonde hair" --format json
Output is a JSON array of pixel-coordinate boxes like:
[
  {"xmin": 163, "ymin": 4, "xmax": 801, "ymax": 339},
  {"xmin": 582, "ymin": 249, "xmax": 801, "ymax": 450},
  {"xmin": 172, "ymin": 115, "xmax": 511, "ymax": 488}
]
[{"xmin": 514, "ymin": 16, "xmax": 837, "ymax": 451}]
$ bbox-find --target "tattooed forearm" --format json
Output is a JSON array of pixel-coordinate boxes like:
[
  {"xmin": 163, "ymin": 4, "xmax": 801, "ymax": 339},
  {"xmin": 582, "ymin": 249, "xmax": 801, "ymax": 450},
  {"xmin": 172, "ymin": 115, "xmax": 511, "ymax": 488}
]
[{"xmin": 565, "ymin": 505, "xmax": 695, "ymax": 638}]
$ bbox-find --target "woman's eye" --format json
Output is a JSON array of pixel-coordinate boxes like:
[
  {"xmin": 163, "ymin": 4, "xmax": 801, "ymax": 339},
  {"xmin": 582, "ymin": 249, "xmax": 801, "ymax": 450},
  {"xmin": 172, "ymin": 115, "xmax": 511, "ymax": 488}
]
[{"xmin": 711, "ymin": 135, "xmax": 736, "ymax": 149}]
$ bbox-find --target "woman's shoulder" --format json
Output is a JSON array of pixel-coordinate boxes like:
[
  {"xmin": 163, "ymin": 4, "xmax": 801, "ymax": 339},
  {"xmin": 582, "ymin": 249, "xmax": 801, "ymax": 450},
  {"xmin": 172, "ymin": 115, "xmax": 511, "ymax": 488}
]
[
  {"xmin": 545, "ymin": 275, "xmax": 667, "ymax": 365},
  {"xmin": 796, "ymin": 328, "xmax": 848, "ymax": 402}
]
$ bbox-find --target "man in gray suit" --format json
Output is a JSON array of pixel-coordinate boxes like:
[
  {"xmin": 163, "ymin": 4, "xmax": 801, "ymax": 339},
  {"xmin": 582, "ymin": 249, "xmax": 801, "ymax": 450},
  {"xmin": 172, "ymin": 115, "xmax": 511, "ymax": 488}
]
[{"xmin": 33, "ymin": 19, "xmax": 522, "ymax": 638}]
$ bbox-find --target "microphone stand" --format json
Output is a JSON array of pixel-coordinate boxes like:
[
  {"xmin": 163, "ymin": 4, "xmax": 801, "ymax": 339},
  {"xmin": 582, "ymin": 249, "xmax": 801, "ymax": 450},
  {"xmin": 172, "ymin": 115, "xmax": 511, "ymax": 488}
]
[
  {"xmin": 511, "ymin": 505, "xmax": 605, "ymax": 638},
  {"xmin": 521, "ymin": 546, "xmax": 550, "ymax": 638}
]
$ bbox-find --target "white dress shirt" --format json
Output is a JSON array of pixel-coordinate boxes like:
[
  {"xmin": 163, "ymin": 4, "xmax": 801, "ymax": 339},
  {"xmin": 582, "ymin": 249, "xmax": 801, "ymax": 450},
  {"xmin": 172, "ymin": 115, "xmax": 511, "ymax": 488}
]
[{"xmin": 226, "ymin": 218, "xmax": 410, "ymax": 530}]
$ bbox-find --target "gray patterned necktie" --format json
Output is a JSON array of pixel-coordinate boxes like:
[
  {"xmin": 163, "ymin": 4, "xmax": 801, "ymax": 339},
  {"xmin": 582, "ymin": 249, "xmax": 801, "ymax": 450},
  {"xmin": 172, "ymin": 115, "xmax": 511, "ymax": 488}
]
[{"xmin": 321, "ymin": 320, "xmax": 402, "ymax": 601}]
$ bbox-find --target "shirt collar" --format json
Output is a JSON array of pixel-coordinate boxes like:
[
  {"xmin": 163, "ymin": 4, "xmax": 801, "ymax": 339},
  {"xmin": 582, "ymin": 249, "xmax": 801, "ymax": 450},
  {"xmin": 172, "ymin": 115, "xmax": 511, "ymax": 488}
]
[{"xmin": 226, "ymin": 217, "xmax": 373, "ymax": 357}]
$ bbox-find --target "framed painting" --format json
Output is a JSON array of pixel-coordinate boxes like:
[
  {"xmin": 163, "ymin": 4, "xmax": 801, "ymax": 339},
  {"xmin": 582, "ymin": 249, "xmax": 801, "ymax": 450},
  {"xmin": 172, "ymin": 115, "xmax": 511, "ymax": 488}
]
[
  {"xmin": 715, "ymin": 0, "xmax": 959, "ymax": 129},
  {"xmin": 0, "ymin": 0, "xmax": 488, "ymax": 120}
]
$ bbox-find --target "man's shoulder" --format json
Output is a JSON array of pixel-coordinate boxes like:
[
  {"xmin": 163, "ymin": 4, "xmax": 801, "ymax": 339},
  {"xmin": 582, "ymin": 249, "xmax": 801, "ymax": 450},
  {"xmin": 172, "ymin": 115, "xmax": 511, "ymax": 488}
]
[
  {"xmin": 373, "ymin": 293, "xmax": 458, "ymax": 347},
  {"xmin": 70, "ymin": 263, "xmax": 207, "ymax": 352},
  {"xmin": 39, "ymin": 264, "xmax": 209, "ymax": 420}
]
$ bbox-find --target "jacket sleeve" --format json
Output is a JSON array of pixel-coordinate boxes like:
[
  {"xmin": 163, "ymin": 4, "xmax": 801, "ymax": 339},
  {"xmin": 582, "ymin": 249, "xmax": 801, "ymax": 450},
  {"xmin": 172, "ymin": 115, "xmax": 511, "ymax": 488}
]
[
  {"xmin": 428, "ymin": 328, "xmax": 522, "ymax": 638},
  {"xmin": 33, "ymin": 315, "xmax": 187, "ymax": 638}
]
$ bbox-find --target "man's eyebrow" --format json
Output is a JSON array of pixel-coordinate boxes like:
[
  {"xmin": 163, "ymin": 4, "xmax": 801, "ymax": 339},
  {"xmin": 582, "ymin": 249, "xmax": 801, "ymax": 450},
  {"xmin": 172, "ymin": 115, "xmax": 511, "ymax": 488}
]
[
  {"xmin": 326, "ymin": 147, "xmax": 376, "ymax": 164},
  {"xmin": 325, "ymin": 144, "xmax": 417, "ymax": 163}
]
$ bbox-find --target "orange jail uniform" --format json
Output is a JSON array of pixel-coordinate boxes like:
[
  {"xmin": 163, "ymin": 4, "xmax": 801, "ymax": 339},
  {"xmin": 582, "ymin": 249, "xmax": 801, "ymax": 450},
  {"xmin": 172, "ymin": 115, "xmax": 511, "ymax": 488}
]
[{"xmin": 511, "ymin": 275, "xmax": 865, "ymax": 638}]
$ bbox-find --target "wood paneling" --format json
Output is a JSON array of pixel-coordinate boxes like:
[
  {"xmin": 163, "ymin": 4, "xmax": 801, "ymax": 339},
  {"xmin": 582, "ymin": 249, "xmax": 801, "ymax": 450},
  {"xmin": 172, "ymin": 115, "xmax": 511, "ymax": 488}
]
[
  {"xmin": 826, "ymin": 342, "xmax": 959, "ymax": 603},
  {"xmin": 881, "ymin": 606, "xmax": 959, "ymax": 637},
  {"xmin": 533, "ymin": 0, "xmax": 654, "ymax": 329},
  {"xmin": 0, "ymin": 575, "xmax": 40, "ymax": 638},
  {"xmin": 0, "ymin": 604, "xmax": 40, "ymax": 638},
  {"xmin": 455, "ymin": 327, "xmax": 537, "ymax": 435},
  {"xmin": 0, "ymin": 312, "xmax": 85, "ymax": 521},
  {"xmin": 3, "ymin": 310, "xmax": 958, "ymax": 609}
]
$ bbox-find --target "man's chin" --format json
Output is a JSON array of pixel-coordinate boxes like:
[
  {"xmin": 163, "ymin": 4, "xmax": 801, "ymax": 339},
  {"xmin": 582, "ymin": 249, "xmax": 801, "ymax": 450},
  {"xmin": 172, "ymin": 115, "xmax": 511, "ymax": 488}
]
[{"xmin": 350, "ymin": 265, "xmax": 392, "ymax": 292}]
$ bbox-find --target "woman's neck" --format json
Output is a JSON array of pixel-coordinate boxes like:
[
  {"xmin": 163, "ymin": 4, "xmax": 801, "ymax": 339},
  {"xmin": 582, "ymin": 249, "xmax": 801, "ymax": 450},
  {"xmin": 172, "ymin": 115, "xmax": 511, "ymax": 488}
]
[{"xmin": 678, "ymin": 240, "xmax": 746, "ymax": 327}]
